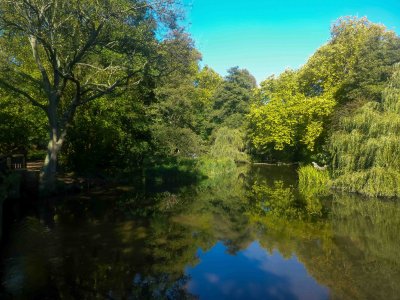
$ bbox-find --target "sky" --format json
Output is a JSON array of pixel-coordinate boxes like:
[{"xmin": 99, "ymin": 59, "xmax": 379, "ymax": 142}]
[{"xmin": 182, "ymin": 0, "xmax": 400, "ymax": 83}]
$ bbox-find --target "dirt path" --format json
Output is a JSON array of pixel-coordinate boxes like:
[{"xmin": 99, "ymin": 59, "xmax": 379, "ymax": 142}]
[{"xmin": 27, "ymin": 161, "xmax": 44, "ymax": 172}]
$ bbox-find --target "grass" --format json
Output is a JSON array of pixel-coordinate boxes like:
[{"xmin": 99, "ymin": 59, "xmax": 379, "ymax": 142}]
[
  {"xmin": 196, "ymin": 156, "xmax": 237, "ymax": 178},
  {"xmin": 298, "ymin": 165, "xmax": 331, "ymax": 195}
]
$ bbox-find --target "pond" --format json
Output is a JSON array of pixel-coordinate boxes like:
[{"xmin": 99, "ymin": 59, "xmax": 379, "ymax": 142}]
[{"xmin": 1, "ymin": 165, "xmax": 400, "ymax": 299}]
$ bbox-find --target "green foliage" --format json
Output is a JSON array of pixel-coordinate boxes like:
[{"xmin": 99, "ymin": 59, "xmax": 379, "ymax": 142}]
[
  {"xmin": 2, "ymin": 9, "xmax": 400, "ymax": 197},
  {"xmin": 300, "ymin": 17, "xmax": 400, "ymax": 103},
  {"xmin": 59, "ymin": 32, "xmax": 204, "ymax": 173},
  {"xmin": 61, "ymin": 97, "xmax": 152, "ymax": 173},
  {"xmin": 209, "ymin": 127, "xmax": 248, "ymax": 162},
  {"xmin": 0, "ymin": 94, "xmax": 47, "ymax": 155},
  {"xmin": 247, "ymin": 17, "xmax": 400, "ymax": 163},
  {"xmin": 248, "ymin": 70, "xmax": 335, "ymax": 157},
  {"xmin": 192, "ymin": 66, "xmax": 224, "ymax": 138},
  {"xmin": 195, "ymin": 127, "xmax": 248, "ymax": 177},
  {"xmin": 0, "ymin": 0, "xmax": 186, "ymax": 190},
  {"xmin": 152, "ymin": 39, "xmax": 203, "ymax": 131},
  {"xmin": 333, "ymin": 167, "xmax": 400, "ymax": 197},
  {"xmin": 298, "ymin": 165, "xmax": 331, "ymax": 194},
  {"xmin": 150, "ymin": 63, "xmax": 252, "ymax": 172},
  {"xmin": 196, "ymin": 157, "xmax": 237, "ymax": 178},
  {"xmin": 149, "ymin": 49, "xmax": 224, "ymax": 161},
  {"xmin": 151, "ymin": 125, "xmax": 204, "ymax": 159},
  {"xmin": 212, "ymin": 67, "xmax": 256, "ymax": 129},
  {"xmin": 329, "ymin": 65, "xmax": 400, "ymax": 197},
  {"xmin": 382, "ymin": 68, "xmax": 400, "ymax": 114}
]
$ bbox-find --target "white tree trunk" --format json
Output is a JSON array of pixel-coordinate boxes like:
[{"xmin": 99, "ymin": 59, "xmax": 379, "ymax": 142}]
[{"xmin": 40, "ymin": 124, "xmax": 64, "ymax": 193}]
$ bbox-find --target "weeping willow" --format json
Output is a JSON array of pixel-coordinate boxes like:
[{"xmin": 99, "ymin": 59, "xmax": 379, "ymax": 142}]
[
  {"xmin": 330, "ymin": 65, "xmax": 400, "ymax": 197},
  {"xmin": 196, "ymin": 127, "xmax": 248, "ymax": 177},
  {"xmin": 209, "ymin": 127, "xmax": 248, "ymax": 162}
]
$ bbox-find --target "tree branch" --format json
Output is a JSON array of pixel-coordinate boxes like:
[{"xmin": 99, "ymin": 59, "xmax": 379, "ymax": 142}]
[
  {"xmin": 0, "ymin": 78, "xmax": 47, "ymax": 111},
  {"xmin": 58, "ymin": 73, "xmax": 82, "ymax": 134},
  {"xmin": 66, "ymin": 23, "xmax": 104, "ymax": 73},
  {"xmin": 79, "ymin": 66, "xmax": 146, "ymax": 105},
  {"xmin": 29, "ymin": 35, "xmax": 53, "ymax": 98}
]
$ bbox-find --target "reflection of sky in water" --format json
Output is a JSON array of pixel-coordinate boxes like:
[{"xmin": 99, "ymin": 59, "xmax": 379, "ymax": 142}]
[{"xmin": 186, "ymin": 241, "xmax": 329, "ymax": 300}]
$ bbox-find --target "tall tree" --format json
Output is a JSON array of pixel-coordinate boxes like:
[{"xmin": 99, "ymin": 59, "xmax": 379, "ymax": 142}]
[
  {"xmin": 247, "ymin": 70, "xmax": 335, "ymax": 161},
  {"xmin": 212, "ymin": 67, "xmax": 256, "ymax": 129},
  {"xmin": 299, "ymin": 17, "xmax": 400, "ymax": 104},
  {"xmin": 61, "ymin": 31, "xmax": 200, "ymax": 172},
  {"xmin": 0, "ymin": 0, "xmax": 181, "ymax": 191},
  {"xmin": 329, "ymin": 64, "xmax": 400, "ymax": 197}
]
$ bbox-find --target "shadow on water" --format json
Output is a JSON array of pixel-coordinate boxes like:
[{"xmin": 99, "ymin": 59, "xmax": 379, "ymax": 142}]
[
  {"xmin": 1, "ymin": 164, "xmax": 400, "ymax": 299},
  {"xmin": 142, "ymin": 158, "xmax": 206, "ymax": 194}
]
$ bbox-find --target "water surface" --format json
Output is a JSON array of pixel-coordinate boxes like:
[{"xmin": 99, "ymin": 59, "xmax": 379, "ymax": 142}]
[{"xmin": 1, "ymin": 165, "xmax": 400, "ymax": 299}]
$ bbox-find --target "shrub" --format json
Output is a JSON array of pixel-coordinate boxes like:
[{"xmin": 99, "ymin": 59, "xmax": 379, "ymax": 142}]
[
  {"xmin": 298, "ymin": 165, "xmax": 331, "ymax": 195},
  {"xmin": 196, "ymin": 156, "xmax": 236, "ymax": 178}
]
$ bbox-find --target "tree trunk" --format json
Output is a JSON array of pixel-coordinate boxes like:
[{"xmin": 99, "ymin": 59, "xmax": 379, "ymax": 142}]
[
  {"xmin": 40, "ymin": 140, "xmax": 60, "ymax": 193},
  {"xmin": 40, "ymin": 115, "xmax": 64, "ymax": 193}
]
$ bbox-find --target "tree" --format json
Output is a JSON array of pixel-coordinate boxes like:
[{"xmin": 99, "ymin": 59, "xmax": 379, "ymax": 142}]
[
  {"xmin": 299, "ymin": 17, "xmax": 400, "ymax": 104},
  {"xmin": 192, "ymin": 66, "xmax": 223, "ymax": 138},
  {"xmin": 0, "ymin": 0, "xmax": 181, "ymax": 191},
  {"xmin": 247, "ymin": 17, "xmax": 400, "ymax": 162},
  {"xmin": 148, "ymin": 36, "xmax": 206, "ymax": 159},
  {"xmin": 212, "ymin": 67, "xmax": 256, "ymax": 129},
  {"xmin": 247, "ymin": 70, "xmax": 335, "ymax": 161},
  {"xmin": 209, "ymin": 127, "xmax": 247, "ymax": 162},
  {"xmin": 329, "ymin": 64, "xmax": 400, "ymax": 197},
  {"xmin": 60, "ymin": 95, "xmax": 153, "ymax": 173},
  {"xmin": 152, "ymin": 38, "xmax": 202, "ymax": 132},
  {"xmin": 150, "ymin": 48, "xmax": 223, "ymax": 157}
]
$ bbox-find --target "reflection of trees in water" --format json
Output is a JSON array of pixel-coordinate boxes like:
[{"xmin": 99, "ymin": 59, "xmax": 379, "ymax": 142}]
[
  {"xmin": 322, "ymin": 194, "xmax": 400, "ymax": 300},
  {"xmin": 2, "ymin": 166, "xmax": 400, "ymax": 299},
  {"xmin": 249, "ymin": 179, "xmax": 400, "ymax": 300},
  {"xmin": 2, "ymin": 165, "xmax": 255, "ymax": 298},
  {"xmin": 2, "ymin": 217, "xmax": 199, "ymax": 299},
  {"xmin": 130, "ymin": 273, "xmax": 197, "ymax": 300}
]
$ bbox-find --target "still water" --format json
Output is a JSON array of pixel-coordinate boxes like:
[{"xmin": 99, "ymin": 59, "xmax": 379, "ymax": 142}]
[{"xmin": 1, "ymin": 165, "xmax": 400, "ymax": 299}]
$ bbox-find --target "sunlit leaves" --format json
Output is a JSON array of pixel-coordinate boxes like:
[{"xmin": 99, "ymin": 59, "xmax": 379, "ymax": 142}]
[
  {"xmin": 248, "ymin": 70, "xmax": 335, "ymax": 152},
  {"xmin": 247, "ymin": 17, "xmax": 400, "ymax": 161},
  {"xmin": 329, "ymin": 65, "xmax": 400, "ymax": 197}
]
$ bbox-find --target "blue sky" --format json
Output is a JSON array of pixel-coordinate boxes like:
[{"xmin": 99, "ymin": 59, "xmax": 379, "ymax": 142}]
[
  {"xmin": 186, "ymin": 241, "xmax": 329, "ymax": 299},
  {"xmin": 183, "ymin": 0, "xmax": 400, "ymax": 83}
]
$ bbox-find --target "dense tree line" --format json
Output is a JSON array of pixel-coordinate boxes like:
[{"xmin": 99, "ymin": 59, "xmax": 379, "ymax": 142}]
[
  {"xmin": 248, "ymin": 17, "xmax": 400, "ymax": 163},
  {"xmin": 0, "ymin": 0, "xmax": 193, "ymax": 190},
  {"xmin": 247, "ymin": 17, "xmax": 400, "ymax": 197},
  {"xmin": 1, "ymin": 4, "xmax": 400, "ymax": 197}
]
